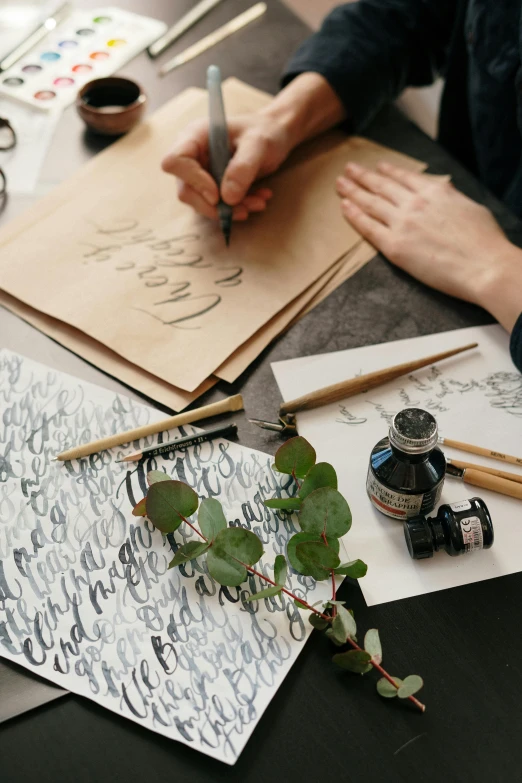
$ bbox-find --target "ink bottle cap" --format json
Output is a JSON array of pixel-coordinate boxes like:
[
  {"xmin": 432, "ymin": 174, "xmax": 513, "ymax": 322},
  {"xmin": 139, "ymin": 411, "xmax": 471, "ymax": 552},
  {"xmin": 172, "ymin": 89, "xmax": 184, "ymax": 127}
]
[
  {"xmin": 389, "ymin": 408, "xmax": 439, "ymax": 454},
  {"xmin": 404, "ymin": 497, "xmax": 494, "ymax": 559},
  {"xmin": 367, "ymin": 408, "xmax": 446, "ymax": 520}
]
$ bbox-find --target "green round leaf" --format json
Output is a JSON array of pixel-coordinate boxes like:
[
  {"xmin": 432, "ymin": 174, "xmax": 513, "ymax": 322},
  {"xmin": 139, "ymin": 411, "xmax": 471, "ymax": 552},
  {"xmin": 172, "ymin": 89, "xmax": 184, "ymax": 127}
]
[
  {"xmin": 198, "ymin": 498, "xmax": 227, "ymax": 540},
  {"xmin": 309, "ymin": 614, "xmax": 329, "ymax": 630},
  {"xmin": 274, "ymin": 555, "xmax": 287, "ymax": 585},
  {"xmin": 132, "ymin": 497, "xmax": 147, "ymax": 517},
  {"xmin": 376, "ymin": 677, "xmax": 402, "ymax": 698},
  {"xmin": 287, "ymin": 532, "xmax": 339, "ymax": 575},
  {"xmin": 299, "ymin": 462, "xmax": 338, "ymax": 500},
  {"xmin": 397, "ymin": 675, "xmax": 424, "ymax": 699},
  {"xmin": 207, "ymin": 547, "xmax": 247, "ymax": 586},
  {"xmin": 332, "ymin": 650, "xmax": 372, "ymax": 674},
  {"xmin": 295, "ymin": 541, "xmax": 340, "ymax": 581},
  {"xmin": 168, "ymin": 540, "xmax": 209, "ymax": 569},
  {"xmin": 274, "ymin": 436, "xmax": 316, "ymax": 478},
  {"xmin": 364, "ymin": 629, "xmax": 382, "ymax": 664},
  {"xmin": 335, "ymin": 559, "xmax": 368, "ymax": 579},
  {"xmin": 147, "ymin": 470, "xmax": 171, "ymax": 485},
  {"xmin": 214, "ymin": 527, "xmax": 264, "ymax": 565},
  {"xmin": 146, "ymin": 480, "xmax": 199, "ymax": 533},
  {"xmin": 264, "ymin": 498, "xmax": 302, "ymax": 511},
  {"xmin": 299, "ymin": 487, "xmax": 352, "ymax": 538},
  {"xmin": 337, "ymin": 605, "xmax": 357, "ymax": 640},
  {"xmin": 327, "ymin": 614, "xmax": 348, "ymax": 645},
  {"xmin": 246, "ymin": 585, "xmax": 282, "ymax": 602}
]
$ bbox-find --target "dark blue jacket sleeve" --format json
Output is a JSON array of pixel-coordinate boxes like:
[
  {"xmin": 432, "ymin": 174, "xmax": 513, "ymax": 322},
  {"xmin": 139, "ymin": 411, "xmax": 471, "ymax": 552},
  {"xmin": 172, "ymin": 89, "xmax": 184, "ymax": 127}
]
[
  {"xmin": 282, "ymin": 0, "xmax": 456, "ymax": 132},
  {"xmin": 510, "ymin": 313, "xmax": 522, "ymax": 372}
]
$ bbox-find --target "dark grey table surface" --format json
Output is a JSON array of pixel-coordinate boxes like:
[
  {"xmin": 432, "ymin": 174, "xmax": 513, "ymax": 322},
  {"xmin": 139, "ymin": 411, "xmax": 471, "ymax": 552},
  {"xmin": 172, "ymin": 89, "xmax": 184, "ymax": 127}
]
[{"xmin": 2, "ymin": 1, "xmax": 522, "ymax": 781}]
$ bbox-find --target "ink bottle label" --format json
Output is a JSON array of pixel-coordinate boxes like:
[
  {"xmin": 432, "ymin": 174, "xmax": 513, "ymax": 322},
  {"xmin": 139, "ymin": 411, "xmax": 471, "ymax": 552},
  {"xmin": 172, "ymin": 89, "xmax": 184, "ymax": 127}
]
[
  {"xmin": 460, "ymin": 515, "xmax": 483, "ymax": 552},
  {"xmin": 366, "ymin": 468, "xmax": 443, "ymax": 520}
]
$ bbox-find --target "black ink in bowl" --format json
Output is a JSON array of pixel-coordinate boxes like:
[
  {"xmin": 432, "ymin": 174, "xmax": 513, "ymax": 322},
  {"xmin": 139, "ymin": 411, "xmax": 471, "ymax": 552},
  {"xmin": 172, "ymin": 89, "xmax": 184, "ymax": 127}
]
[{"xmin": 76, "ymin": 76, "xmax": 146, "ymax": 135}]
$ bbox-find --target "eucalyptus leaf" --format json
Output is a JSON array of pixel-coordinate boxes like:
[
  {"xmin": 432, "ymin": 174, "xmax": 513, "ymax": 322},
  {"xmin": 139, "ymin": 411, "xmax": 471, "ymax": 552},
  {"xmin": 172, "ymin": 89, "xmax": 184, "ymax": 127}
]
[
  {"xmin": 132, "ymin": 497, "xmax": 147, "ymax": 517},
  {"xmin": 206, "ymin": 547, "xmax": 246, "ymax": 587},
  {"xmin": 309, "ymin": 614, "xmax": 329, "ymax": 630},
  {"xmin": 299, "ymin": 487, "xmax": 352, "ymax": 538},
  {"xmin": 397, "ymin": 675, "xmax": 424, "ymax": 699},
  {"xmin": 337, "ymin": 605, "xmax": 357, "ymax": 640},
  {"xmin": 274, "ymin": 555, "xmax": 287, "ymax": 586},
  {"xmin": 295, "ymin": 541, "xmax": 340, "ymax": 581},
  {"xmin": 376, "ymin": 677, "xmax": 402, "ymax": 698},
  {"xmin": 324, "ymin": 600, "xmax": 346, "ymax": 607},
  {"xmin": 147, "ymin": 470, "xmax": 171, "ymax": 486},
  {"xmin": 327, "ymin": 614, "xmax": 348, "ymax": 645},
  {"xmin": 246, "ymin": 585, "xmax": 282, "ymax": 602},
  {"xmin": 299, "ymin": 462, "xmax": 338, "ymax": 499},
  {"xmin": 294, "ymin": 598, "xmax": 311, "ymax": 610},
  {"xmin": 146, "ymin": 480, "xmax": 199, "ymax": 533},
  {"xmin": 333, "ymin": 650, "xmax": 372, "ymax": 674},
  {"xmin": 287, "ymin": 532, "xmax": 339, "ymax": 575},
  {"xmin": 334, "ymin": 559, "xmax": 368, "ymax": 579},
  {"xmin": 274, "ymin": 436, "xmax": 316, "ymax": 478},
  {"xmin": 364, "ymin": 629, "xmax": 382, "ymax": 664},
  {"xmin": 198, "ymin": 498, "xmax": 227, "ymax": 540},
  {"xmin": 264, "ymin": 498, "xmax": 302, "ymax": 511},
  {"xmin": 214, "ymin": 527, "xmax": 264, "ymax": 565},
  {"xmin": 168, "ymin": 540, "xmax": 209, "ymax": 569}
]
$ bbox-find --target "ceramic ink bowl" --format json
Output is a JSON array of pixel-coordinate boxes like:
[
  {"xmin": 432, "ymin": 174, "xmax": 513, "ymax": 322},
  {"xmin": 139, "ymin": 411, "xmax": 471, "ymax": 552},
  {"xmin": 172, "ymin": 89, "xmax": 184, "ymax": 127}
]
[{"xmin": 76, "ymin": 76, "xmax": 146, "ymax": 135}]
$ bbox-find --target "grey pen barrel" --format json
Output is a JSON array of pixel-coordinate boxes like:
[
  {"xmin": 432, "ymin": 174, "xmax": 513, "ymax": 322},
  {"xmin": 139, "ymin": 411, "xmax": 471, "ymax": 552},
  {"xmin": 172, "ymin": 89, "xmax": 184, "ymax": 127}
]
[{"xmin": 207, "ymin": 65, "xmax": 233, "ymax": 244}]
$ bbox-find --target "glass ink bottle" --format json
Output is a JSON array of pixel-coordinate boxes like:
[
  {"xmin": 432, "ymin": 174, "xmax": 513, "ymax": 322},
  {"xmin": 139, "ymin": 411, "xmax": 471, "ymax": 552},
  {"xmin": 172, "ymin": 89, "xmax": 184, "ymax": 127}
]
[
  {"xmin": 404, "ymin": 497, "xmax": 494, "ymax": 559},
  {"xmin": 366, "ymin": 408, "xmax": 446, "ymax": 519}
]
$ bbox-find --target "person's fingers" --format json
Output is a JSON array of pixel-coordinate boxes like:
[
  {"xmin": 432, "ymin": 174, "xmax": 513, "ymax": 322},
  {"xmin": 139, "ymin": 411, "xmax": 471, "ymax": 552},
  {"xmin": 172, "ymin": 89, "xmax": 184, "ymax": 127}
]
[
  {"xmin": 177, "ymin": 182, "xmax": 218, "ymax": 218},
  {"xmin": 375, "ymin": 161, "xmax": 428, "ymax": 192},
  {"xmin": 344, "ymin": 162, "xmax": 408, "ymax": 205},
  {"xmin": 341, "ymin": 199, "xmax": 391, "ymax": 250},
  {"xmin": 221, "ymin": 134, "xmax": 267, "ymax": 205},
  {"xmin": 163, "ymin": 130, "xmax": 219, "ymax": 206},
  {"xmin": 336, "ymin": 177, "xmax": 393, "ymax": 225},
  {"xmin": 242, "ymin": 194, "xmax": 268, "ymax": 212},
  {"xmin": 177, "ymin": 183, "xmax": 251, "ymax": 221}
]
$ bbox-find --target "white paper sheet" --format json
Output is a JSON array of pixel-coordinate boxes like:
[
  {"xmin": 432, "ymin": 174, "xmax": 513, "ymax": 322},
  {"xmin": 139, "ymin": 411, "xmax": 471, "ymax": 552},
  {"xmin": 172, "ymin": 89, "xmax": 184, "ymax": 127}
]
[
  {"xmin": 0, "ymin": 97, "xmax": 60, "ymax": 194},
  {"xmin": 0, "ymin": 350, "xmax": 331, "ymax": 764},
  {"xmin": 272, "ymin": 325, "xmax": 522, "ymax": 606}
]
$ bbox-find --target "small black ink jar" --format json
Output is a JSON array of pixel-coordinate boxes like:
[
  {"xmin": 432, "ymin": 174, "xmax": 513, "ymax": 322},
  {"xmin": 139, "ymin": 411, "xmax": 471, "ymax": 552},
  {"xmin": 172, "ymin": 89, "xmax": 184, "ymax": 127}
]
[
  {"xmin": 404, "ymin": 497, "xmax": 494, "ymax": 559},
  {"xmin": 367, "ymin": 408, "xmax": 446, "ymax": 519}
]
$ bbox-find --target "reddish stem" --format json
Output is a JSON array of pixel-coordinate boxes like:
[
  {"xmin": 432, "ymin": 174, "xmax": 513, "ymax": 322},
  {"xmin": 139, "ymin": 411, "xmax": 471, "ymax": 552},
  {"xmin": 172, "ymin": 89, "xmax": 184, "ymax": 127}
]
[
  {"xmin": 344, "ymin": 635, "xmax": 426, "ymax": 712},
  {"xmin": 177, "ymin": 515, "xmax": 425, "ymax": 712},
  {"xmin": 246, "ymin": 563, "xmax": 425, "ymax": 713}
]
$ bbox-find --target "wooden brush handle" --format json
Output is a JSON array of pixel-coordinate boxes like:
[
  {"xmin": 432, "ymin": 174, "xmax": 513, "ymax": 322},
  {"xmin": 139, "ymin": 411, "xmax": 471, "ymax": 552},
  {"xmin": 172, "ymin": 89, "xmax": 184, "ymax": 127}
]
[
  {"xmin": 463, "ymin": 469, "xmax": 522, "ymax": 500},
  {"xmin": 280, "ymin": 342, "xmax": 478, "ymax": 416},
  {"xmin": 450, "ymin": 460, "xmax": 522, "ymax": 485},
  {"xmin": 57, "ymin": 393, "xmax": 244, "ymax": 460},
  {"xmin": 443, "ymin": 438, "xmax": 522, "ymax": 467}
]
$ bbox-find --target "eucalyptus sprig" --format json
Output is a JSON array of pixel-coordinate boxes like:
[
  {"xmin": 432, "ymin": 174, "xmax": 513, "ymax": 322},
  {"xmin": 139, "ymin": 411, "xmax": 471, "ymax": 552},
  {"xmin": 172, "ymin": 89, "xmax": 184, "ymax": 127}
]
[{"xmin": 132, "ymin": 436, "xmax": 425, "ymax": 712}]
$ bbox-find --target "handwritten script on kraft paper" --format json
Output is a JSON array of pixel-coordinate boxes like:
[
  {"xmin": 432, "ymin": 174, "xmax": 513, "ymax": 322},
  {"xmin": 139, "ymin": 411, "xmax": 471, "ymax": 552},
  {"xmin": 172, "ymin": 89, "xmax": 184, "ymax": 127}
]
[
  {"xmin": 0, "ymin": 350, "xmax": 332, "ymax": 764},
  {"xmin": 0, "ymin": 78, "xmax": 424, "ymax": 393}
]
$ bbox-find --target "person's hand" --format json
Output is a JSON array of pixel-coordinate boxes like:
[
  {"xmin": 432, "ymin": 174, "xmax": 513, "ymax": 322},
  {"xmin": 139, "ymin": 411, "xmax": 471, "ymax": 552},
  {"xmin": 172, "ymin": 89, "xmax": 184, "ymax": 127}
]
[
  {"xmin": 162, "ymin": 113, "xmax": 293, "ymax": 221},
  {"xmin": 336, "ymin": 161, "xmax": 522, "ymax": 331}
]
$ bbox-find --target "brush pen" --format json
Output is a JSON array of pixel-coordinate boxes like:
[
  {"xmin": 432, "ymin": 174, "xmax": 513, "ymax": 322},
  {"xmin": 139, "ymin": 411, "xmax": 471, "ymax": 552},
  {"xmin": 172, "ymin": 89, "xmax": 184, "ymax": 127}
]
[
  {"xmin": 148, "ymin": 0, "xmax": 225, "ymax": 58},
  {"xmin": 207, "ymin": 64, "xmax": 233, "ymax": 246},
  {"xmin": 116, "ymin": 422, "xmax": 237, "ymax": 463}
]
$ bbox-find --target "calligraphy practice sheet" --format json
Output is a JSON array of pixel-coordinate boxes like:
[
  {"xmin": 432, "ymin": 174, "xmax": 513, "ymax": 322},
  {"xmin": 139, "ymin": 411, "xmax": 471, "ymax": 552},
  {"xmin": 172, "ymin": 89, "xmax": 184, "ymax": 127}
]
[
  {"xmin": 0, "ymin": 351, "xmax": 331, "ymax": 764},
  {"xmin": 0, "ymin": 79, "xmax": 424, "ymax": 394},
  {"xmin": 273, "ymin": 325, "xmax": 522, "ymax": 606}
]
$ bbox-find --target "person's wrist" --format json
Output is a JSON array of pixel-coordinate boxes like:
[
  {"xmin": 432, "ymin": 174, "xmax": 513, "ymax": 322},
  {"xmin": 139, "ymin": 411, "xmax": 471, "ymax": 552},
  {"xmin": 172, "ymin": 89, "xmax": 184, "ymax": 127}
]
[
  {"xmin": 260, "ymin": 101, "xmax": 302, "ymax": 155},
  {"xmin": 474, "ymin": 240, "xmax": 522, "ymax": 331}
]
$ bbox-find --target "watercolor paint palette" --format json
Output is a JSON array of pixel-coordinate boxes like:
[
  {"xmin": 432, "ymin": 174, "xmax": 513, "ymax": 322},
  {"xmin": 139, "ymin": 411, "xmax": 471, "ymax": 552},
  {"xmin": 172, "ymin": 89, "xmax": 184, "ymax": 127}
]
[{"xmin": 0, "ymin": 7, "xmax": 166, "ymax": 110}]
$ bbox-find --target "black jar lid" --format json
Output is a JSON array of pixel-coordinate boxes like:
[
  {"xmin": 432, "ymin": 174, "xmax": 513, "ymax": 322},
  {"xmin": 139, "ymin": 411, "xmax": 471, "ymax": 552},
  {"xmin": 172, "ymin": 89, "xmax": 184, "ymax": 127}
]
[
  {"xmin": 404, "ymin": 515, "xmax": 435, "ymax": 559},
  {"xmin": 390, "ymin": 408, "xmax": 438, "ymax": 454}
]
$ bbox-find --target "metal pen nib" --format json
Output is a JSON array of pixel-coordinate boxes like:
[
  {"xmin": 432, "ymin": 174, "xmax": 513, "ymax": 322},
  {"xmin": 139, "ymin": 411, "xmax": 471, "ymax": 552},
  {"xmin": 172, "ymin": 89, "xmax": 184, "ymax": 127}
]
[{"xmin": 248, "ymin": 415, "xmax": 297, "ymax": 433}]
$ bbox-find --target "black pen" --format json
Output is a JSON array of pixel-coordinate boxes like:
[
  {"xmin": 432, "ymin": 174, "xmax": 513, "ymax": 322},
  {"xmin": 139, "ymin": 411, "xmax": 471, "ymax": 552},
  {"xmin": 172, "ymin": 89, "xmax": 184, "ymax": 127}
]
[
  {"xmin": 115, "ymin": 422, "xmax": 238, "ymax": 463},
  {"xmin": 207, "ymin": 65, "xmax": 233, "ymax": 246}
]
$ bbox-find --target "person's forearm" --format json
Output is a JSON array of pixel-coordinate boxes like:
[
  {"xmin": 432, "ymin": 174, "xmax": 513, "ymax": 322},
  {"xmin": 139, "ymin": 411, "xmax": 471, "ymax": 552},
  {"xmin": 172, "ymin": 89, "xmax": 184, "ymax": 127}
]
[
  {"xmin": 260, "ymin": 72, "xmax": 346, "ymax": 150},
  {"xmin": 476, "ymin": 242, "xmax": 522, "ymax": 333}
]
